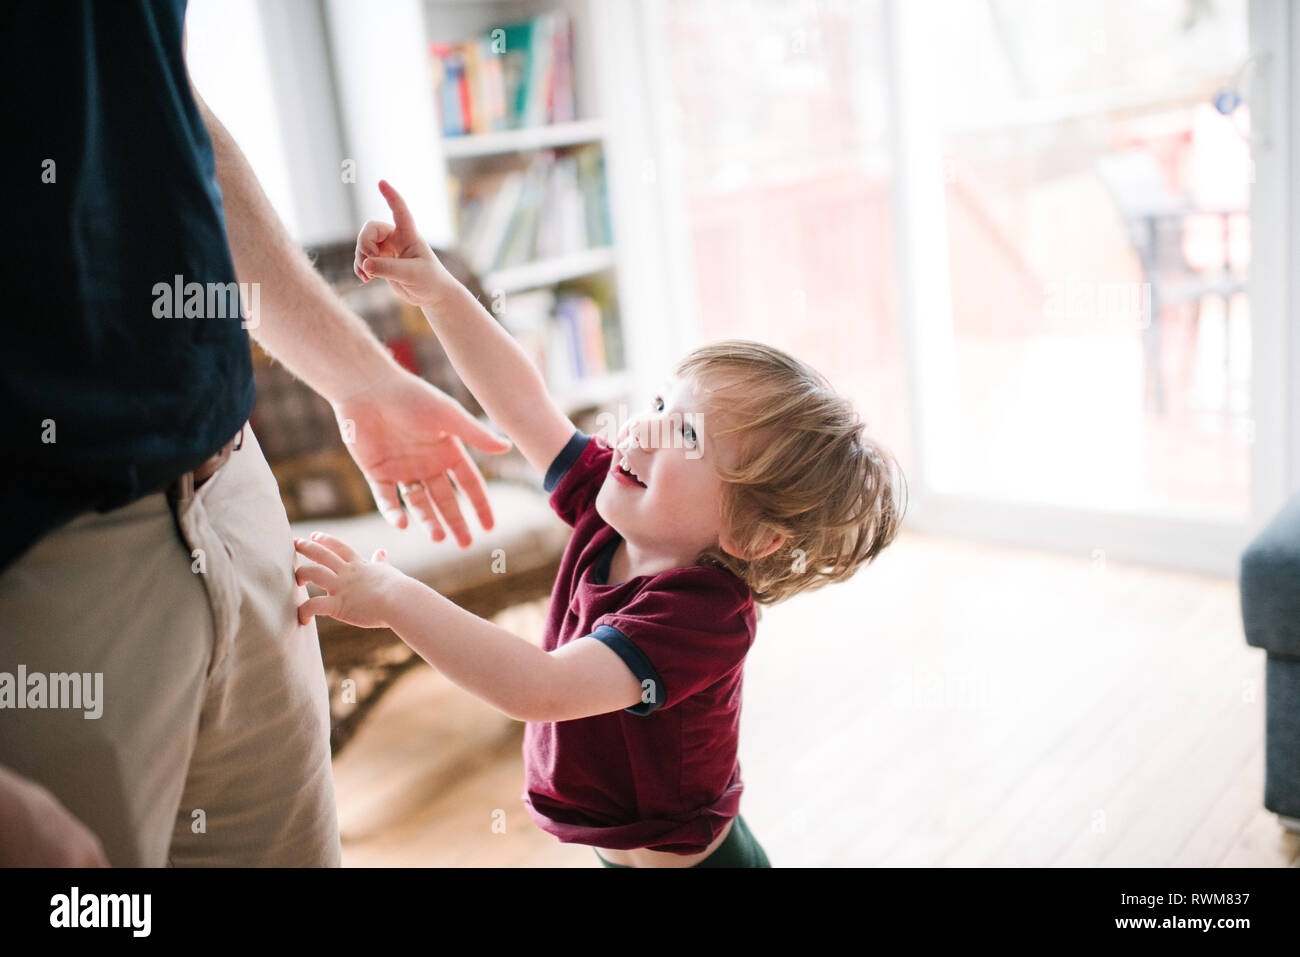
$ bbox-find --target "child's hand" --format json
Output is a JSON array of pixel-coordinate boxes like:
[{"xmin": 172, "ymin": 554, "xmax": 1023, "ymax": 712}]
[
  {"xmin": 354, "ymin": 179, "xmax": 455, "ymax": 308},
  {"xmin": 293, "ymin": 531, "xmax": 408, "ymax": 629}
]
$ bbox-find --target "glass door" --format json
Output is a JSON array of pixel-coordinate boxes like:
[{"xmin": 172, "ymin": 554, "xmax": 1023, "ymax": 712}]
[
  {"xmin": 634, "ymin": 0, "xmax": 1292, "ymax": 573},
  {"xmin": 885, "ymin": 0, "xmax": 1291, "ymax": 571},
  {"xmin": 643, "ymin": 0, "xmax": 912, "ymax": 472}
]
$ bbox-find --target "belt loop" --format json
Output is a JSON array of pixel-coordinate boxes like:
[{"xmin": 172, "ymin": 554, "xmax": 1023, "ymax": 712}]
[{"xmin": 167, "ymin": 471, "xmax": 195, "ymax": 511}]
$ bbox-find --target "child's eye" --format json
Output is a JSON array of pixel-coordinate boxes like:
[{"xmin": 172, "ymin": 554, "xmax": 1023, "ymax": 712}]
[
  {"xmin": 652, "ymin": 396, "xmax": 665, "ymax": 412},
  {"xmin": 683, "ymin": 424, "xmax": 697, "ymax": 446}
]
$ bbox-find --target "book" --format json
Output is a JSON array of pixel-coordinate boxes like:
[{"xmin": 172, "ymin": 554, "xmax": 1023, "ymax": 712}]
[
  {"xmin": 453, "ymin": 145, "xmax": 611, "ymax": 273},
  {"xmin": 432, "ymin": 11, "xmax": 577, "ymax": 134},
  {"xmin": 432, "ymin": 43, "xmax": 466, "ymax": 136},
  {"xmin": 463, "ymin": 170, "xmax": 526, "ymax": 274}
]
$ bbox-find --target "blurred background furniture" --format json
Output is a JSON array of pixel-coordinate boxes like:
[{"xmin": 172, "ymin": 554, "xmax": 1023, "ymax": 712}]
[
  {"xmin": 1095, "ymin": 149, "xmax": 1247, "ymax": 416},
  {"xmin": 1239, "ymin": 493, "xmax": 1300, "ymax": 831}
]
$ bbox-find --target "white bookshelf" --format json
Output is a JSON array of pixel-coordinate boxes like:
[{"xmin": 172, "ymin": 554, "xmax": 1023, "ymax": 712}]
[
  {"xmin": 552, "ymin": 369, "xmax": 637, "ymax": 416},
  {"xmin": 483, "ymin": 245, "xmax": 614, "ymax": 295},
  {"xmin": 322, "ymin": 0, "xmax": 684, "ymax": 414},
  {"xmin": 441, "ymin": 118, "xmax": 605, "ymax": 158},
  {"xmin": 421, "ymin": 0, "xmax": 628, "ymax": 412}
]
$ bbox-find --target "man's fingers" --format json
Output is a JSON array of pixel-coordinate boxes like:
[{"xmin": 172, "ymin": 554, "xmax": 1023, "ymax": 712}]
[
  {"xmin": 401, "ymin": 484, "xmax": 448, "ymax": 543},
  {"xmin": 298, "ymin": 594, "xmax": 339, "ymax": 626},
  {"xmin": 294, "ymin": 561, "xmax": 339, "ymax": 591},
  {"xmin": 368, "ymin": 480, "xmax": 408, "ymax": 528},
  {"xmin": 294, "ymin": 537, "xmax": 345, "ymax": 573},
  {"xmin": 451, "ymin": 439, "xmax": 496, "ymax": 532},
  {"xmin": 363, "ymin": 256, "xmax": 426, "ymax": 283},
  {"xmin": 378, "ymin": 179, "xmax": 418, "ymax": 238},
  {"xmin": 425, "ymin": 473, "xmax": 471, "ymax": 549}
]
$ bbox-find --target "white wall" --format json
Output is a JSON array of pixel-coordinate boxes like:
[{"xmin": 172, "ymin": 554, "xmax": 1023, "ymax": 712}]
[{"xmin": 186, "ymin": 0, "xmax": 355, "ymax": 246}]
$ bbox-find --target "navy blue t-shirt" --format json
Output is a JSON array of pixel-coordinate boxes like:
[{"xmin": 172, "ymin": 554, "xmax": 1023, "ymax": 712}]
[{"xmin": 1, "ymin": 1, "xmax": 255, "ymax": 571}]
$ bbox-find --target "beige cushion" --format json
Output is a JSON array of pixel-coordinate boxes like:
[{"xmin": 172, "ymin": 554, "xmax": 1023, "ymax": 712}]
[{"xmin": 290, "ymin": 480, "xmax": 570, "ymax": 598}]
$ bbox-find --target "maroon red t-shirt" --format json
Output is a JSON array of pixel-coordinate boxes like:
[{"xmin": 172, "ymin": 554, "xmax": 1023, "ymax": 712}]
[{"xmin": 521, "ymin": 430, "xmax": 758, "ymax": 854}]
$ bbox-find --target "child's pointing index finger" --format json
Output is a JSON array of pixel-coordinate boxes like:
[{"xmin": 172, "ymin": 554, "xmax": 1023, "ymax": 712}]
[{"xmin": 378, "ymin": 179, "xmax": 418, "ymax": 238}]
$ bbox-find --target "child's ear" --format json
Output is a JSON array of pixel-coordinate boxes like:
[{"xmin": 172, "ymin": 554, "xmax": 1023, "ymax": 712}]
[{"xmin": 720, "ymin": 528, "xmax": 785, "ymax": 562}]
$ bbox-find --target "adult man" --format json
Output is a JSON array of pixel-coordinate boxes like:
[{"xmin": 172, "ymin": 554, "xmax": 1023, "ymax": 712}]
[{"xmin": 0, "ymin": 1, "xmax": 509, "ymax": 866}]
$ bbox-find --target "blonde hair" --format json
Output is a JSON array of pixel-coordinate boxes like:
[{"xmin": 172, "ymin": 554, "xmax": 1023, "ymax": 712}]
[{"xmin": 677, "ymin": 340, "xmax": 907, "ymax": 606}]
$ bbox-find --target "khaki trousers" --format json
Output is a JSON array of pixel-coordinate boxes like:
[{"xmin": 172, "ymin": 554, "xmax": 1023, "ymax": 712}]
[{"xmin": 0, "ymin": 427, "xmax": 340, "ymax": 866}]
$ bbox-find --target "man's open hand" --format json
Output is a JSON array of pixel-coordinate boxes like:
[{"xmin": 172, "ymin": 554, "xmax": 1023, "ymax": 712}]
[{"xmin": 333, "ymin": 367, "xmax": 511, "ymax": 547}]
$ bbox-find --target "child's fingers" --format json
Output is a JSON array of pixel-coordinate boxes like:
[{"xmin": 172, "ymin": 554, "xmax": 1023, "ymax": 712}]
[
  {"xmin": 357, "ymin": 221, "xmax": 394, "ymax": 258},
  {"xmin": 355, "ymin": 221, "xmax": 394, "ymax": 281},
  {"xmin": 359, "ymin": 219, "xmax": 394, "ymax": 248},
  {"xmin": 354, "ymin": 248, "xmax": 374, "ymax": 282},
  {"xmin": 378, "ymin": 179, "xmax": 418, "ymax": 237},
  {"xmin": 308, "ymin": 530, "xmax": 362, "ymax": 563},
  {"xmin": 294, "ymin": 537, "xmax": 346, "ymax": 572},
  {"xmin": 294, "ymin": 561, "xmax": 339, "ymax": 591},
  {"xmin": 363, "ymin": 256, "xmax": 425, "ymax": 284},
  {"xmin": 298, "ymin": 594, "xmax": 340, "ymax": 626}
]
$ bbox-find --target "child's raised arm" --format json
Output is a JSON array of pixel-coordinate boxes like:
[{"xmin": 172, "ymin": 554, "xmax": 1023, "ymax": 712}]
[{"xmin": 358, "ymin": 179, "xmax": 576, "ymax": 479}]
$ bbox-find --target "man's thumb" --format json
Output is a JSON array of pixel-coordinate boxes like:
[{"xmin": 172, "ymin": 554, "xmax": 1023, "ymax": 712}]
[{"xmin": 450, "ymin": 405, "xmax": 512, "ymax": 454}]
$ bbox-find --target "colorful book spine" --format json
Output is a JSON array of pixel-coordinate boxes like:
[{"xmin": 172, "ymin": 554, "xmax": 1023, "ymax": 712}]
[
  {"xmin": 433, "ymin": 12, "xmax": 578, "ymax": 135},
  {"xmin": 455, "ymin": 144, "xmax": 611, "ymax": 272},
  {"xmin": 432, "ymin": 43, "xmax": 466, "ymax": 136}
]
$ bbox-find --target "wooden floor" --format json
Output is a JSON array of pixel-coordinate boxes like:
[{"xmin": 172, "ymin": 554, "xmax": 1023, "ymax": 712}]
[{"xmin": 332, "ymin": 530, "xmax": 1300, "ymax": 867}]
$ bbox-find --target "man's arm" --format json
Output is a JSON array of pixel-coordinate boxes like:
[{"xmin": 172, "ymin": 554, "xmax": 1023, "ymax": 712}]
[
  {"xmin": 183, "ymin": 40, "xmax": 511, "ymax": 545},
  {"xmin": 193, "ymin": 89, "xmax": 395, "ymax": 405},
  {"xmin": 183, "ymin": 19, "xmax": 391, "ymax": 403}
]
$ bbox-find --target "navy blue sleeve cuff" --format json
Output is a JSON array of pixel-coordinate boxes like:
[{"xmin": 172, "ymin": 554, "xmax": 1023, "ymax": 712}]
[
  {"xmin": 590, "ymin": 624, "xmax": 664, "ymax": 716},
  {"xmin": 543, "ymin": 430, "xmax": 591, "ymax": 493}
]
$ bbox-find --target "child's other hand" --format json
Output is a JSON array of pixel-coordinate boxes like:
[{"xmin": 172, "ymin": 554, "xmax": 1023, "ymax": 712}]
[
  {"xmin": 293, "ymin": 531, "xmax": 407, "ymax": 629},
  {"xmin": 354, "ymin": 179, "xmax": 454, "ymax": 308}
]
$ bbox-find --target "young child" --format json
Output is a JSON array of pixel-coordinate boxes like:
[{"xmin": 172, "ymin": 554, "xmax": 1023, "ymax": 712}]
[{"xmin": 293, "ymin": 180, "xmax": 907, "ymax": 867}]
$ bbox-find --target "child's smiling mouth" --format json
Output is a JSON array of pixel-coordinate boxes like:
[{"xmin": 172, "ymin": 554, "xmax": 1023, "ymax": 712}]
[{"xmin": 611, "ymin": 452, "xmax": 648, "ymax": 489}]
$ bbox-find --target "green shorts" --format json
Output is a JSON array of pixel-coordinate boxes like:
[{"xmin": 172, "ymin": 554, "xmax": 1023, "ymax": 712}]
[{"xmin": 594, "ymin": 814, "xmax": 771, "ymax": 868}]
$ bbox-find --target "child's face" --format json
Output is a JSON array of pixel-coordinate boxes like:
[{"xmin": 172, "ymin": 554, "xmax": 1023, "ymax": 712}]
[{"xmin": 595, "ymin": 373, "xmax": 732, "ymax": 566}]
